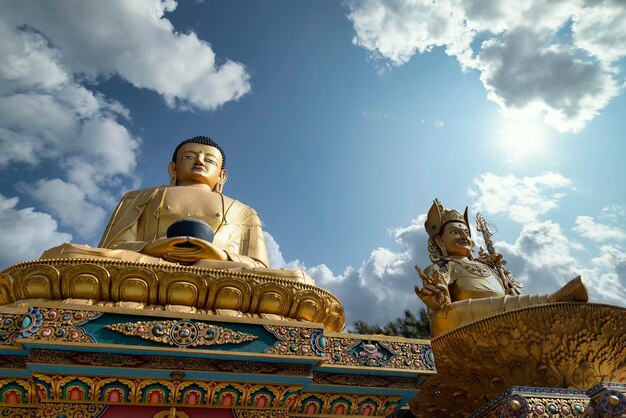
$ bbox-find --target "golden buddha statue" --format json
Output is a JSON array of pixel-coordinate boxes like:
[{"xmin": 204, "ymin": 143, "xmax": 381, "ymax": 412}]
[
  {"xmin": 40, "ymin": 136, "xmax": 311, "ymax": 283},
  {"xmin": 415, "ymin": 199, "xmax": 588, "ymax": 338},
  {"xmin": 0, "ymin": 136, "xmax": 345, "ymax": 330}
]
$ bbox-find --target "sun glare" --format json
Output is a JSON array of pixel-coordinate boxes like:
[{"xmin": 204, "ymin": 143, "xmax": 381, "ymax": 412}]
[{"xmin": 494, "ymin": 115, "xmax": 551, "ymax": 163}]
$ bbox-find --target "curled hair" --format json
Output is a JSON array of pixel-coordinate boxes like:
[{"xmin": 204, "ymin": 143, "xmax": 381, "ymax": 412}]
[{"xmin": 172, "ymin": 136, "xmax": 226, "ymax": 168}]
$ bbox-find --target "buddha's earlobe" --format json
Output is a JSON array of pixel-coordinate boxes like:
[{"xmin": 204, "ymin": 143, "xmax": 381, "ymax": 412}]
[
  {"xmin": 168, "ymin": 162, "xmax": 177, "ymax": 186},
  {"xmin": 214, "ymin": 169, "xmax": 228, "ymax": 193}
]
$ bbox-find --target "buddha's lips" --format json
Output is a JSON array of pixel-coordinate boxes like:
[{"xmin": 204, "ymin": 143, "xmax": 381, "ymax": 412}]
[{"xmin": 191, "ymin": 166, "xmax": 206, "ymax": 172}]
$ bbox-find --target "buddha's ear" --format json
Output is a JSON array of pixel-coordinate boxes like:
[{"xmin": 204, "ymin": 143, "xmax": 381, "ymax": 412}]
[
  {"xmin": 215, "ymin": 168, "xmax": 228, "ymax": 192},
  {"xmin": 168, "ymin": 162, "xmax": 177, "ymax": 186}
]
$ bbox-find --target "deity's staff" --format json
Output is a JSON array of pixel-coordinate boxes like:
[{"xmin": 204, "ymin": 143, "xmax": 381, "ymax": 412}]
[{"xmin": 475, "ymin": 212, "xmax": 522, "ymax": 295}]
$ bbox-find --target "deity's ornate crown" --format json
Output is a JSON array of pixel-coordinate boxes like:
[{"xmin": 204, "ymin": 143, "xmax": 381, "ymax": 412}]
[{"xmin": 425, "ymin": 199, "xmax": 470, "ymax": 239}]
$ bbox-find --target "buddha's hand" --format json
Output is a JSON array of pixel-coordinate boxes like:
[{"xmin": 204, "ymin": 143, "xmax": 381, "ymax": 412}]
[
  {"xmin": 142, "ymin": 237, "xmax": 228, "ymax": 264},
  {"xmin": 414, "ymin": 265, "xmax": 451, "ymax": 311}
]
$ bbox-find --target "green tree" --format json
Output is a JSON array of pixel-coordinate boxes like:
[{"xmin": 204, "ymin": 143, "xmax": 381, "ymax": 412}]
[{"xmin": 353, "ymin": 309, "xmax": 430, "ymax": 339}]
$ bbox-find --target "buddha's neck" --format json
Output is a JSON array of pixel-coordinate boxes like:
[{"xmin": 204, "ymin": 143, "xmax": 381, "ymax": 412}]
[{"xmin": 176, "ymin": 182, "xmax": 214, "ymax": 190}]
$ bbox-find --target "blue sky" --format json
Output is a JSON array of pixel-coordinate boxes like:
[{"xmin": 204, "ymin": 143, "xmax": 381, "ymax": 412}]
[{"xmin": 1, "ymin": 0, "xmax": 625, "ymax": 327}]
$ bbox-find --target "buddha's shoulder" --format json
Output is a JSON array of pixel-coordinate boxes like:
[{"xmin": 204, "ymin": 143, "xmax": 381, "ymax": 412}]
[
  {"xmin": 117, "ymin": 186, "xmax": 166, "ymax": 202},
  {"xmin": 221, "ymin": 194, "xmax": 260, "ymax": 218}
]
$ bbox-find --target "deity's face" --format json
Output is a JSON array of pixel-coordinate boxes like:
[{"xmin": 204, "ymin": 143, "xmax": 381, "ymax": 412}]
[
  {"xmin": 436, "ymin": 221, "xmax": 473, "ymax": 257},
  {"xmin": 169, "ymin": 143, "xmax": 227, "ymax": 190}
]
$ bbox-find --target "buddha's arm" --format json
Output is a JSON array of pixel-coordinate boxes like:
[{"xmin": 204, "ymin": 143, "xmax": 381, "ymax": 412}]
[
  {"xmin": 99, "ymin": 188, "xmax": 161, "ymax": 251},
  {"xmin": 220, "ymin": 205, "xmax": 269, "ymax": 268}
]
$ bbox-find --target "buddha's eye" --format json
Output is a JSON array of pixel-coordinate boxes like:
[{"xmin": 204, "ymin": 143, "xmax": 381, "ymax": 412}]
[{"xmin": 205, "ymin": 158, "xmax": 217, "ymax": 166}]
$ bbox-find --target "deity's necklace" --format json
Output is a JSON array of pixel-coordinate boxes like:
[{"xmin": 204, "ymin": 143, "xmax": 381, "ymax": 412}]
[{"xmin": 449, "ymin": 258, "xmax": 494, "ymax": 278}]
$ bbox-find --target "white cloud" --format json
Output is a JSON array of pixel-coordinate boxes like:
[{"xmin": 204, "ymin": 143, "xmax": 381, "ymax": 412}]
[
  {"xmin": 26, "ymin": 179, "xmax": 107, "ymax": 237},
  {"xmin": 498, "ymin": 220, "xmax": 625, "ymax": 305},
  {"xmin": 0, "ymin": 0, "xmax": 250, "ymax": 242},
  {"xmin": 0, "ymin": 194, "xmax": 72, "ymax": 268},
  {"xmin": 573, "ymin": 216, "xmax": 626, "ymax": 242},
  {"xmin": 468, "ymin": 172, "xmax": 573, "ymax": 223},
  {"xmin": 0, "ymin": 12, "xmax": 140, "ymax": 240},
  {"xmin": 3, "ymin": 0, "xmax": 250, "ymax": 111},
  {"xmin": 264, "ymin": 232, "xmax": 288, "ymax": 269},
  {"xmin": 346, "ymin": 0, "xmax": 625, "ymax": 132},
  {"xmin": 601, "ymin": 204, "xmax": 626, "ymax": 223},
  {"xmin": 347, "ymin": 0, "xmax": 473, "ymax": 66},
  {"xmin": 476, "ymin": 28, "xmax": 619, "ymax": 133},
  {"xmin": 573, "ymin": 0, "xmax": 626, "ymax": 63}
]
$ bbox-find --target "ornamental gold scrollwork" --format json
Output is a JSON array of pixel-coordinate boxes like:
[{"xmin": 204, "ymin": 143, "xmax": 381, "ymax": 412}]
[
  {"xmin": 263, "ymin": 326, "xmax": 324, "ymax": 357},
  {"xmin": 410, "ymin": 303, "xmax": 626, "ymax": 417},
  {"xmin": 0, "ymin": 378, "xmax": 33, "ymax": 405},
  {"xmin": 33, "ymin": 373, "xmax": 309, "ymax": 408},
  {"xmin": 136, "ymin": 379, "xmax": 177, "ymax": 404},
  {"xmin": 293, "ymin": 392, "xmax": 398, "ymax": 416},
  {"xmin": 234, "ymin": 409, "xmax": 290, "ymax": 418},
  {"xmin": 105, "ymin": 319, "xmax": 257, "ymax": 348},
  {"xmin": 0, "ymin": 406, "xmax": 38, "ymax": 417},
  {"xmin": 39, "ymin": 402, "xmax": 107, "ymax": 418},
  {"xmin": 324, "ymin": 335, "xmax": 434, "ymax": 371},
  {"xmin": 312, "ymin": 372, "xmax": 418, "ymax": 390},
  {"xmin": 0, "ymin": 355, "xmax": 27, "ymax": 369},
  {"xmin": 1, "ymin": 259, "xmax": 346, "ymax": 331},
  {"xmin": 27, "ymin": 349, "xmax": 313, "ymax": 375},
  {"xmin": 466, "ymin": 384, "xmax": 625, "ymax": 417},
  {"xmin": 0, "ymin": 307, "xmax": 100, "ymax": 345}
]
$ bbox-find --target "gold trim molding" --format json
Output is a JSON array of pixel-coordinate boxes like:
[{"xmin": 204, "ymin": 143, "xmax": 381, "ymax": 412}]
[{"xmin": 0, "ymin": 259, "xmax": 345, "ymax": 331}]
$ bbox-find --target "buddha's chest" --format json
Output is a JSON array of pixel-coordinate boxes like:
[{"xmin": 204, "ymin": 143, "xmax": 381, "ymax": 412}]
[{"xmin": 157, "ymin": 187, "xmax": 227, "ymax": 232}]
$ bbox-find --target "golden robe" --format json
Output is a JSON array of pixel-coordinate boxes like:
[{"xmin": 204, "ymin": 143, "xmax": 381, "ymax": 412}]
[
  {"xmin": 97, "ymin": 186, "xmax": 268, "ymax": 267},
  {"xmin": 42, "ymin": 186, "xmax": 315, "ymax": 284}
]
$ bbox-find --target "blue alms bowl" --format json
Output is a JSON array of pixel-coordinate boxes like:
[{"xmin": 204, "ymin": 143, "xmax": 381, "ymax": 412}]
[{"xmin": 166, "ymin": 218, "xmax": 214, "ymax": 243}]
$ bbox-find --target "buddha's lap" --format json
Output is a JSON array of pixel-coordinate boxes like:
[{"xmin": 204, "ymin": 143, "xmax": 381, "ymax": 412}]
[{"xmin": 39, "ymin": 242, "xmax": 314, "ymax": 285}]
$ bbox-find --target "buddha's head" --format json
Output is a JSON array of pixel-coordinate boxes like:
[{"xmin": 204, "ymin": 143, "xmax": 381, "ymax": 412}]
[
  {"xmin": 425, "ymin": 199, "xmax": 474, "ymax": 260},
  {"xmin": 169, "ymin": 136, "xmax": 228, "ymax": 192}
]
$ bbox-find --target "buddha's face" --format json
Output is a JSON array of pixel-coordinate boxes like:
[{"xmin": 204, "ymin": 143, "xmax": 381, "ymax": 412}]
[
  {"xmin": 436, "ymin": 221, "xmax": 473, "ymax": 257},
  {"xmin": 169, "ymin": 143, "xmax": 227, "ymax": 189}
]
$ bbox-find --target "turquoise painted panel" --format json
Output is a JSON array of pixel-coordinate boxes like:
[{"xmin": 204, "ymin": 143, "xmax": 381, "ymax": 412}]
[{"xmin": 79, "ymin": 313, "xmax": 279, "ymax": 353}]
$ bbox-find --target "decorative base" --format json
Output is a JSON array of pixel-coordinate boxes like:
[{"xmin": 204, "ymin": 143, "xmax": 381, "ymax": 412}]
[
  {"xmin": 0, "ymin": 258, "xmax": 345, "ymax": 331},
  {"xmin": 471, "ymin": 382, "xmax": 626, "ymax": 418},
  {"xmin": 410, "ymin": 303, "xmax": 626, "ymax": 416},
  {"xmin": 0, "ymin": 299, "xmax": 432, "ymax": 417}
]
